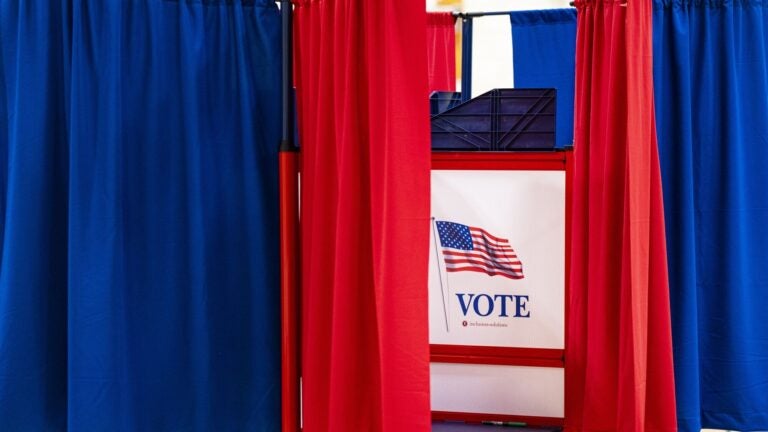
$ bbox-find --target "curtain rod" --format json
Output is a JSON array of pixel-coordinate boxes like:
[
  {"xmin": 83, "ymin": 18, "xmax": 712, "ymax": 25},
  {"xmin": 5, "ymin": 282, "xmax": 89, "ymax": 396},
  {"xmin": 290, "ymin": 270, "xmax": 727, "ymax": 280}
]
[
  {"xmin": 450, "ymin": 3, "xmax": 631, "ymax": 18},
  {"xmin": 452, "ymin": 7, "xmax": 576, "ymax": 19},
  {"xmin": 452, "ymin": 11, "xmax": 516, "ymax": 18},
  {"xmin": 566, "ymin": 1, "xmax": 628, "ymax": 6}
]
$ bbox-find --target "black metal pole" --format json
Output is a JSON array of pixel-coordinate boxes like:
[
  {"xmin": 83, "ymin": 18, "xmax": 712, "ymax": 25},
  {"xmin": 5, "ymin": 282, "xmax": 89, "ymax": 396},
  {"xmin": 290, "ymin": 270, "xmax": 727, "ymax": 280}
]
[
  {"xmin": 280, "ymin": 0, "xmax": 296, "ymax": 152},
  {"xmin": 460, "ymin": 17, "xmax": 473, "ymax": 102},
  {"xmin": 453, "ymin": 11, "xmax": 512, "ymax": 18}
]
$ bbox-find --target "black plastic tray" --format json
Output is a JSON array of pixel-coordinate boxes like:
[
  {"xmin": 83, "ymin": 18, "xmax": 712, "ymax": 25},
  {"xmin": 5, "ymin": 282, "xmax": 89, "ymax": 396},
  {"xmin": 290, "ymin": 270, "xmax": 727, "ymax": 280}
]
[{"xmin": 431, "ymin": 88, "xmax": 556, "ymax": 151}]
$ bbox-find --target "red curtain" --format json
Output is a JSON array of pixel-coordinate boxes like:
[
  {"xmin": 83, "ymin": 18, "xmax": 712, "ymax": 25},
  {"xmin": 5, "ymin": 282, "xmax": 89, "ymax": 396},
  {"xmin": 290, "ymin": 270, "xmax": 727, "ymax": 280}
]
[
  {"xmin": 294, "ymin": 1, "xmax": 432, "ymax": 431},
  {"xmin": 567, "ymin": 1, "xmax": 677, "ymax": 430},
  {"xmin": 427, "ymin": 13, "xmax": 456, "ymax": 93}
]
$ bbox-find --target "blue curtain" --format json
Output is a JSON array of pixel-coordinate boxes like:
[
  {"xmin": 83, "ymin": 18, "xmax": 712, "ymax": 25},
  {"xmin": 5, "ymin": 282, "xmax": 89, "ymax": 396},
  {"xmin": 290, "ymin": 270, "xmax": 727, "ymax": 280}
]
[
  {"xmin": 510, "ymin": 9, "xmax": 576, "ymax": 148},
  {"xmin": 0, "ymin": 1, "xmax": 282, "ymax": 431},
  {"xmin": 653, "ymin": 1, "xmax": 768, "ymax": 431}
]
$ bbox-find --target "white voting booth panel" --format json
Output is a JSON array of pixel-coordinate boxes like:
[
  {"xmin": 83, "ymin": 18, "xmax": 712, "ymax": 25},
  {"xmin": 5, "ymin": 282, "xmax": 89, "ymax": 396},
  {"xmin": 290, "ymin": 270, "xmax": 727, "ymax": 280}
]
[
  {"xmin": 431, "ymin": 363, "xmax": 564, "ymax": 418},
  {"xmin": 429, "ymin": 153, "xmax": 570, "ymax": 426},
  {"xmin": 429, "ymin": 170, "xmax": 565, "ymax": 348}
]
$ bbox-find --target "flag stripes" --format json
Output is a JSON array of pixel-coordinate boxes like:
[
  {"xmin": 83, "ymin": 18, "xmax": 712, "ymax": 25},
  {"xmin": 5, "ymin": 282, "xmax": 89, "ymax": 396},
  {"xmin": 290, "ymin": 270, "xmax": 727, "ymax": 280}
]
[{"xmin": 435, "ymin": 220, "xmax": 524, "ymax": 279}]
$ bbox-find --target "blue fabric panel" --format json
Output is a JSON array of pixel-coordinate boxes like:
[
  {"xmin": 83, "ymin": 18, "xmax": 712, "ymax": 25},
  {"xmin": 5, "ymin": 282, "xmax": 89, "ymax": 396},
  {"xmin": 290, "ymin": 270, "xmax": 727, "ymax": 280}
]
[
  {"xmin": 510, "ymin": 9, "xmax": 576, "ymax": 148},
  {"xmin": 0, "ymin": 3, "xmax": 70, "ymax": 430},
  {"xmin": 0, "ymin": 1, "xmax": 282, "ymax": 431},
  {"xmin": 653, "ymin": 1, "xmax": 768, "ymax": 431}
]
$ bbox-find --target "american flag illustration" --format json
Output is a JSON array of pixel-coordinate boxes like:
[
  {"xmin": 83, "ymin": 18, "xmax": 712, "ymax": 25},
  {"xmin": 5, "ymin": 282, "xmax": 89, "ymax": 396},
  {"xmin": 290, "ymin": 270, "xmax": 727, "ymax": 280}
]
[{"xmin": 435, "ymin": 220, "xmax": 524, "ymax": 280}]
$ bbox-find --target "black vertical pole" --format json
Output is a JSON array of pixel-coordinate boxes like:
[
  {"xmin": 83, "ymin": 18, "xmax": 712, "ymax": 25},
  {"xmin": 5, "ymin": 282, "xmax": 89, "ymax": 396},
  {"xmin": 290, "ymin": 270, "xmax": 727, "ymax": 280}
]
[
  {"xmin": 280, "ymin": 0, "xmax": 295, "ymax": 151},
  {"xmin": 461, "ymin": 17, "xmax": 473, "ymax": 102}
]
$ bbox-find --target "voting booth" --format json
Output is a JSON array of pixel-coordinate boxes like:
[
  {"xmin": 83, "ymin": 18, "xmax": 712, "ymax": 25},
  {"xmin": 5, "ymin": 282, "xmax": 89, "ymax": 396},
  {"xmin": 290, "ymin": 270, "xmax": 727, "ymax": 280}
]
[{"xmin": 429, "ymin": 89, "xmax": 572, "ymax": 428}]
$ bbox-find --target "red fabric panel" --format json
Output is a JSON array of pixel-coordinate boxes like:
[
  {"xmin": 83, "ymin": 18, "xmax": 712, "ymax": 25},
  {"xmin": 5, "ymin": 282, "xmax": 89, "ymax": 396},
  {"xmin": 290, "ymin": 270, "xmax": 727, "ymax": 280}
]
[
  {"xmin": 566, "ymin": 1, "xmax": 677, "ymax": 431},
  {"xmin": 294, "ymin": 1, "xmax": 431, "ymax": 431},
  {"xmin": 427, "ymin": 13, "xmax": 456, "ymax": 92}
]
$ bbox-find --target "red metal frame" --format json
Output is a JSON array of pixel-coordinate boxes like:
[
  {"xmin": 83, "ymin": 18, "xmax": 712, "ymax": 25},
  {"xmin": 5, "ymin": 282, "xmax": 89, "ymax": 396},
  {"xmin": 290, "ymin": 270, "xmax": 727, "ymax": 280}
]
[
  {"xmin": 564, "ymin": 149, "xmax": 573, "ymax": 430},
  {"xmin": 430, "ymin": 150, "xmax": 573, "ymax": 425},
  {"xmin": 431, "ymin": 345, "xmax": 563, "ymax": 367},
  {"xmin": 432, "ymin": 151, "xmax": 568, "ymax": 171},
  {"xmin": 279, "ymin": 151, "xmax": 301, "ymax": 432}
]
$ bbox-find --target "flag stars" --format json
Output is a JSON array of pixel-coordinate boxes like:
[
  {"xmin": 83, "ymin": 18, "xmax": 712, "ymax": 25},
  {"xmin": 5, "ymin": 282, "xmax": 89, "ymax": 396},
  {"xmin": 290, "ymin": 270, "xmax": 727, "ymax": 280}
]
[{"xmin": 436, "ymin": 221, "xmax": 474, "ymax": 250}]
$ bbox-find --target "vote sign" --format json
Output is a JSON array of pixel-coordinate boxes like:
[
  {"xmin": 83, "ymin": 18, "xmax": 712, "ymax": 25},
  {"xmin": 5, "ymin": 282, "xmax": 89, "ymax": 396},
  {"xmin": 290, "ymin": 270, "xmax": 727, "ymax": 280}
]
[{"xmin": 429, "ymin": 168, "xmax": 566, "ymax": 350}]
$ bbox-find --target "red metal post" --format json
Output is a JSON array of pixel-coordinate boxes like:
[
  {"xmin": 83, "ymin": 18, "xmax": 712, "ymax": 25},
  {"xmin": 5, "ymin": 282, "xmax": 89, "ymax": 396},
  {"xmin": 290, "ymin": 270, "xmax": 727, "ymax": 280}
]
[{"xmin": 280, "ymin": 150, "xmax": 300, "ymax": 432}]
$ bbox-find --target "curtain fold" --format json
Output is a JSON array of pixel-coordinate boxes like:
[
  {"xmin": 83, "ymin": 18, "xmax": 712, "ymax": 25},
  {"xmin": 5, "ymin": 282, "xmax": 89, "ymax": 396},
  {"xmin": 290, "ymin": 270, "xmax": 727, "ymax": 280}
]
[
  {"xmin": 653, "ymin": 1, "xmax": 768, "ymax": 430},
  {"xmin": 294, "ymin": 0, "xmax": 432, "ymax": 431},
  {"xmin": 0, "ymin": 1, "xmax": 282, "ymax": 430},
  {"xmin": 567, "ymin": 1, "xmax": 677, "ymax": 430},
  {"xmin": 510, "ymin": 9, "xmax": 577, "ymax": 148},
  {"xmin": 0, "ymin": 4, "xmax": 70, "ymax": 429},
  {"xmin": 427, "ymin": 12, "xmax": 456, "ymax": 93}
]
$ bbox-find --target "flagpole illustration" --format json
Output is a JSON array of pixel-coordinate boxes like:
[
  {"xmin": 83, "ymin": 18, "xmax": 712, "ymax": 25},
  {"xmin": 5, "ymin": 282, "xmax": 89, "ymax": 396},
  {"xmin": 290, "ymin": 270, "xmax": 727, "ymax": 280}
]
[{"xmin": 431, "ymin": 217, "xmax": 450, "ymax": 332}]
